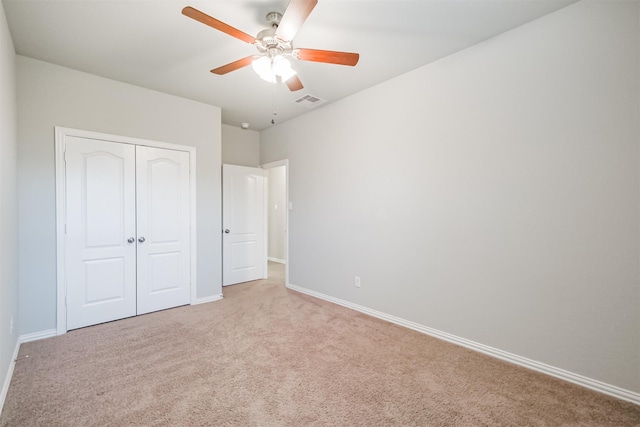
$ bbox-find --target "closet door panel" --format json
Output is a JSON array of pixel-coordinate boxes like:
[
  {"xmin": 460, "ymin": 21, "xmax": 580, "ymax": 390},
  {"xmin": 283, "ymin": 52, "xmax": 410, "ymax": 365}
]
[
  {"xmin": 136, "ymin": 146, "xmax": 191, "ymax": 314},
  {"xmin": 65, "ymin": 137, "xmax": 137, "ymax": 330}
]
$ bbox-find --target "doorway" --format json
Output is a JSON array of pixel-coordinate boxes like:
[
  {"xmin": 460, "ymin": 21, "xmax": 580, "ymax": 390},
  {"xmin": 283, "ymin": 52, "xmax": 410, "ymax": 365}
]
[
  {"xmin": 262, "ymin": 160, "xmax": 289, "ymax": 286},
  {"xmin": 220, "ymin": 160, "xmax": 289, "ymax": 287}
]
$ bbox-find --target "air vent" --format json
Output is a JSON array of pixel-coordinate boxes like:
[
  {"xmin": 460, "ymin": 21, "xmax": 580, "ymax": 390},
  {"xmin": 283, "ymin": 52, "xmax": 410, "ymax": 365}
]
[{"xmin": 294, "ymin": 94, "xmax": 326, "ymax": 108}]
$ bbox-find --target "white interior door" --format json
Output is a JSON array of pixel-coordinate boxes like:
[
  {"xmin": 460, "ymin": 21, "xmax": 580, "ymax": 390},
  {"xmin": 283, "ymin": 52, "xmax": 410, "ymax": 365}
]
[
  {"xmin": 222, "ymin": 164, "xmax": 267, "ymax": 286},
  {"xmin": 65, "ymin": 137, "xmax": 137, "ymax": 330},
  {"xmin": 136, "ymin": 146, "xmax": 191, "ymax": 314}
]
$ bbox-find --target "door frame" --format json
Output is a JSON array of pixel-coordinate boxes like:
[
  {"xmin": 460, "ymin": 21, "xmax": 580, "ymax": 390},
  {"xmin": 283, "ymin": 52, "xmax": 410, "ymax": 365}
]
[
  {"xmin": 261, "ymin": 159, "xmax": 289, "ymax": 286},
  {"xmin": 54, "ymin": 126, "xmax": 198, "ymax": 335}
]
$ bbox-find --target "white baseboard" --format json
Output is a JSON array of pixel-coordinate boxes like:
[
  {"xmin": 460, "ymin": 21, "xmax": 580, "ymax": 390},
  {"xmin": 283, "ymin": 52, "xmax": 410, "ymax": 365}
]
[
  {"xmin": 286, "ymin": 282, "xmax": 640, "ymax": 406},
  {"xmin": 19, "ymin": 329, "xmax": 57, "ymax": 343},
  {"xmin": 0, "ymin": 339, "xmax": 20, "ymax": 414},
  {"xmin": 267, "ymin": 257, "xmax": 286, "ymax": 264},
  {"xmin": 194, "ymin": 294, "xmax": 223, "ymax": 305},
  {"xmin": 2, "ymin": 328, "xmax": 58, "ymax": 413}
]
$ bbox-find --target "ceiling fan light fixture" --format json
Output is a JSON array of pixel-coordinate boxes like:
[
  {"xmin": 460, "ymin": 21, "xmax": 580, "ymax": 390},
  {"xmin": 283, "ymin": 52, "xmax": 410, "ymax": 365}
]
[
  {"xmin": 273, "ymin": 55, "xmax": 297, "ymax": 82},
  {"xmin": 252, "ymin": 56, "xmax": 276, "ymax": 83},
  {"xmin": 252, "ymin": 55, "xmax": 296, "ymax": 84}
]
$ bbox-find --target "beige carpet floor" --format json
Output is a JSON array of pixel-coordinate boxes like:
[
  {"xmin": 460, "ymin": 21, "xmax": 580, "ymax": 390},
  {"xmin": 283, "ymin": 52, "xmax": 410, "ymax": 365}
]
[{"xmin": 1, "ymin": 263, "xmax": 639, "ymax": 426}]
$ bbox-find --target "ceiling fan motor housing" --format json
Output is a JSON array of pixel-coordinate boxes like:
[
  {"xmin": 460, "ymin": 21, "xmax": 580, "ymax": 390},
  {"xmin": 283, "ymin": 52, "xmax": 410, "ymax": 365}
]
[{"xmin": 256, "ymin": 13, "xmax": 292, "ymax": 57}]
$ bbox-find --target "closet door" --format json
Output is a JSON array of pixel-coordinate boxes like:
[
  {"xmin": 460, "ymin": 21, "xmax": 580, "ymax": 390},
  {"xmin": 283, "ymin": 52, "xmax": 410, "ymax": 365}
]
[
  {"xmin": 136, "ymin": 146, "xmax": 191, "ymax": 314},
  {"xmin": 65, "ymin": 138, "xmax": 137, "ymax": 330}
]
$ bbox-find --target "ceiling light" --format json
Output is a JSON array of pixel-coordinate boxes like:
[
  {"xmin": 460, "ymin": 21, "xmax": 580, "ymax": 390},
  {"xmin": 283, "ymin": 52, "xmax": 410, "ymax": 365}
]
[
  {"xmin": 272, "ymin": 56, "xmax": 296, "ymax": 82},
  {"xmin": 252, "ymin": 55, "xmax": 296, "ymax": 84},
  {"xmin": 252, "ymin": 56, "xmax": 275, "ymax": 83}
]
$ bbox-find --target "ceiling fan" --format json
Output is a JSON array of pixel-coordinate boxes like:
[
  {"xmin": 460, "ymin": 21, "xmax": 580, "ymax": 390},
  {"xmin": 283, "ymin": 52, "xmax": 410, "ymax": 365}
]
[{"xmin": 182, "ymin": 0, "xmax": 359, "ymax": 91}]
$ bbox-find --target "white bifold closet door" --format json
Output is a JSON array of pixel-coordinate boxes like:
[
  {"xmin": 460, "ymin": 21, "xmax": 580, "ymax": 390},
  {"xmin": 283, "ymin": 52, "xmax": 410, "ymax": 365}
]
[{"xmin": 65, "ymin": 138, "xmax": 190, "ymax": 330}]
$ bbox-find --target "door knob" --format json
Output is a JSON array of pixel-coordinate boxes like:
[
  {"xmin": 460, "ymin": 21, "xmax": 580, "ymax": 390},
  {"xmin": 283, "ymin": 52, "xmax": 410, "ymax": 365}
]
[
  {"xmin": 138, "ymin": 237, "xmax": 146, "ymax": 243},
  {"xmin": 127, "ymin": 237, "xmax": 135, "ymax": 243},
  {"xmin": 224, "ymin": 229, "xmax": 230, "ymax": 234}
]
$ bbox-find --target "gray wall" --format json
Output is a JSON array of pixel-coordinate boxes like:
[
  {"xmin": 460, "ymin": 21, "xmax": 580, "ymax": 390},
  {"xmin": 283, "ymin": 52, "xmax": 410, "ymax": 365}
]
[
  {"xmin": 0, "ymin": 1, "xmax": 18, "ymax": 403},
  {"xmin": 222, "ymin": 124, "xmax": 260, "ymax": 167},
  {"xmin": 268, "ymin": 166, "xmax": 286, "ymax": 262},
  {"xmin": 261, "ymin": 0, "xmax": 640, "ymax": 393},
  {"xmin": 17, "ymin": 56, "xmax": 222, "ymax": 336}
]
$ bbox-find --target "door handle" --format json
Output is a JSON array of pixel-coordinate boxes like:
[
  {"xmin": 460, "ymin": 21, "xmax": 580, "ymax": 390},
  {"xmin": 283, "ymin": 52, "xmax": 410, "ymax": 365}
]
[
  {"xmin": 224, "ymin": 229, "xmax": 230, "ymax": 234},
  {"xmin": 127, "ymin": 237, "xmax": 135, "ymax": 243},
  {"xmin": 138, "ymin": 237, "xmax": 146, "ymax": 243}
]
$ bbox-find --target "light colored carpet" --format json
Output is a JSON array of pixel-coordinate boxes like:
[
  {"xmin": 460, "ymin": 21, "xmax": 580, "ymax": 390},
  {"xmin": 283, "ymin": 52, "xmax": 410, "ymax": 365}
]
[{"xmin": 1, "ymin": 264, "xmax": 639, "ymax": 426}]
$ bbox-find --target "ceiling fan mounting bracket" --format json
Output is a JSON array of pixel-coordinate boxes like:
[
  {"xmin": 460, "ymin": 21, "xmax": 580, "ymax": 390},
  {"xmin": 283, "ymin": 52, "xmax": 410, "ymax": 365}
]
[{"xmin": 265, "ymin": 12, "xmax": 282, "ymax": 28}]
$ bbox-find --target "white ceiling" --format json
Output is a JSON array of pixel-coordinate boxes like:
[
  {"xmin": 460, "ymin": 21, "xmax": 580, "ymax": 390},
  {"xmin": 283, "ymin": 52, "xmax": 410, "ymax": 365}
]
[{"xmin": 3, "ymin": 0, "xmax": 575, "ymax": 131}]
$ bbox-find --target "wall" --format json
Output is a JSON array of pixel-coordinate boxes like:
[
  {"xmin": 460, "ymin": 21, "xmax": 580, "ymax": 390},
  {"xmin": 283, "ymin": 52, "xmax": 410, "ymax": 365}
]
[
  {"xmin": 261, "ymin": 0, "xmax": 640, "ymax": 395},
  {"xmin": 17, "ymin": 56, "xmax": 222, "ymax": 336},
  {"xmin": 268, "ymin": 166, "xmax": 286, "ymax": 262},
  {"xmin": 221, "ymin": 124, "xmax": 260, "ymax": 167},
  {"xmin": 0, "ymin": 1, "xmax": 18, "ymax": 408}
]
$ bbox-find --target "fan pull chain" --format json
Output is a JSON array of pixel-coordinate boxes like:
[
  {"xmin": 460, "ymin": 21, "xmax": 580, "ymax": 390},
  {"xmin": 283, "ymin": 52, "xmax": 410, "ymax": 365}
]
[{"xmin": 271, "ymin": 84, "xmax": 278, "ymax": 125}]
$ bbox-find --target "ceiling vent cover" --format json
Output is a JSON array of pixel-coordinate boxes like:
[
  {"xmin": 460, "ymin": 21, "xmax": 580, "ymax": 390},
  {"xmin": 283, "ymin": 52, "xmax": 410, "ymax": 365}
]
[{"xmin": 294, "ymin": 94, "xmax": 326, "ymax": 108}]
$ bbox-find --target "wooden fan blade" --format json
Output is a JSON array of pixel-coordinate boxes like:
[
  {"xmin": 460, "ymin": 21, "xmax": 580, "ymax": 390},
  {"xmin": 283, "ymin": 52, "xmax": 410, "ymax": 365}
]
[
  {"xmin": 275, "ymin": 0, "xmax": 318, "ymax": 41},
  {"xmin": 295, "ymin": 48, "xmax": 359, "ymax": 66},
  {"xmin": 211, "ymin": 56, "xmax": 255, "ymax": 75},
  {"xmin": 285, "ymin": 75, "xmax": 304, "ymax": 91},
  {"xmin": 182, "ymin": 6, "xmax": 256, "ymax": 44}
]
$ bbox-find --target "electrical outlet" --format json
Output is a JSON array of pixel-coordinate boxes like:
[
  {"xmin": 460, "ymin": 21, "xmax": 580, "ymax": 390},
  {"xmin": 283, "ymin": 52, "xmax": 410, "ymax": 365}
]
[
  {"xmin": 355, "ymin": 276, "xmax": 361, "ymax": 288},
  {"xmin": 10, "ymin": 315, "xmax": 14, "ymax": 335}
]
